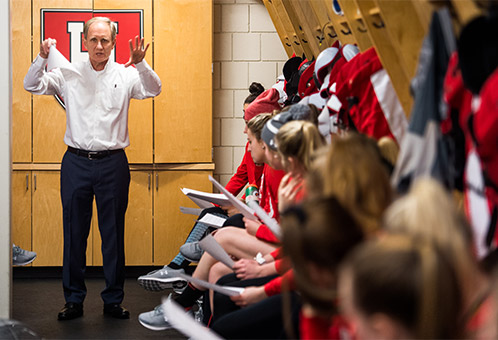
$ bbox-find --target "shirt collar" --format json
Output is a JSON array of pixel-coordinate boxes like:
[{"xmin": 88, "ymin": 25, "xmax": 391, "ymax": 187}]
[{"xmin": 86, "ymin": 58, "xmax": 114, "ymax": 73}]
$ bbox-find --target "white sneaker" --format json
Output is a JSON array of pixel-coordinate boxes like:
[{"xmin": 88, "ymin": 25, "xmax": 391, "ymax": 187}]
[
  {"xmin": 138, "ymin": 295, "xmax": 193, "ymax": 331},
  {"xmin": 138, "ymin": 304, "xmax": 172, "ymax": 331},
  {"xmin": 12, "ymin": 244, "xmax": 37, "ymax": 266},
  {"xmin": 137, "ymin": 266, "xmax": 187, "ymax": 291},
  {"xmin": 180, "ymin": 241, "xmax": 204, "ymax": 262}
]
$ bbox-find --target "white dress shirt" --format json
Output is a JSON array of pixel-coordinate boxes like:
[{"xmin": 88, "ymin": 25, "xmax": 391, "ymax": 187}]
[{"xmin": 24, "ymin": 55, "xmax": 162, "ymax": 151}]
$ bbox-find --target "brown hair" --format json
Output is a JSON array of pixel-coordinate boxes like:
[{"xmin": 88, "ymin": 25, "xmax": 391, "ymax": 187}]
[
  {"xmin": 383, "ymin": 177, "xmax": 486, "ymax": 330},
  {"xmin": 247, "ymin": 113, "xmax": 275, "ymax": 140},
  {"xmin": 342, "ymin": 235, "xmax": 463, "ymax": 339},
  {"xmin": 322, "ymin": 133, "xmax": 393, "ymax": 234},
  {"xmin": 281, "ymin": 196, "xmax": 364, "ymax": 315},
  {"xmin": 275, "ymin": 120, "xmax": 325, "ymax": 172},
  {"xmin": 244, "ymin": 82, "xmax": 265, "ymax": 105}
]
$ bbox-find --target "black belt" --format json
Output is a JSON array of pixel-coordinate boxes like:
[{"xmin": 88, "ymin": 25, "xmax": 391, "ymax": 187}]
[{"xmin": 67, "ymin": 146, "xmax": 123, "ymax": 160}]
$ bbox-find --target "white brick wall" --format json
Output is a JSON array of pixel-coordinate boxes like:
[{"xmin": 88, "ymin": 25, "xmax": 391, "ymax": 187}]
[{"xmin": 213, "ymin": 0, "xmax": 288, "ymax": 184}]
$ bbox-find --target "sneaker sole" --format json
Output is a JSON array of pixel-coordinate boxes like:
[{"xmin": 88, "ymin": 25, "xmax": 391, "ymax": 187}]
[
  {"xmin": 138, "ymin": 278, "xmax": 187, "ymax": 292},
  {"xmin": 180, "ymin": 254, "xmax": 202, "ymax": 263},
  {"xmin": 138, "ymin": 318, "xmax": 171, "ymax": 331},
  {"xmin": 13, "ymin": 255, "xmax": 37, "ymax": 266}
]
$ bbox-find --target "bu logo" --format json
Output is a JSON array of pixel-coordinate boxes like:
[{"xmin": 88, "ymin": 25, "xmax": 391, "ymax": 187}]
[{"xmin": 41, "ymin": 9, "xmax": 144, "ymax": 108}]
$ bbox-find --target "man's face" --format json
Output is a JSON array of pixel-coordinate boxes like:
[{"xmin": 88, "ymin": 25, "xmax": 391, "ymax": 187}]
[{"xmin": 83, "ymin": 21, "xmax": 115, "ymax": 67}]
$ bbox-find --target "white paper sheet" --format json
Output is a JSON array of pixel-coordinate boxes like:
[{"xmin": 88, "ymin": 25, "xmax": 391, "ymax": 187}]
[
  {"xmin": 177, "ymin": 272, "xmax": 244, "ymax": 297},
  {"xmin": 162, "ymin": 298, "xmax": 223, "ymax": 340},
  {"xmin": 199, "ymin": 234, "xmax": 234, "ymax": 268},
  {"xmin": 197, "ymin": 213, "xmax": 227, "ymax": 229},
  {"xmin": 181, "ymin": 187, "xmax": 231, "ymax": 207},
  {"xmin": 208, "ymin": 176, "xmax": 258, "ymax": 221},
  {"xmin": 248, "ymin": 200, "xmax": 282, "ymax": 240},
  {"xmin": 47, "ymin": 45, "xmax": 82, "ymax": 77},
  {"xmin": 180, "ymin": 206, "xmax": 203, "ymax": 216}
]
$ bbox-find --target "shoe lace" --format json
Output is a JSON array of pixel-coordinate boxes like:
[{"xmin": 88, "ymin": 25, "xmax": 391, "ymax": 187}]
[
  {"xmin": 153, "ymin": 305, "xmax": 163, "ymax": 316},
  {"xmin": 12, "ymin": 245, "xmax": 25, "ymax": 256}
]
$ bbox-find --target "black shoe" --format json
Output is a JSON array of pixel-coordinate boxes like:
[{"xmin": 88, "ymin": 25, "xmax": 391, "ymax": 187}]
[
  {"xmin": 58, "ymin": 302, "xmax": 83, "ymax": 320},
  {"xmin": 103, "ymin": 304, "xmax": 130, "ymax": 319}
]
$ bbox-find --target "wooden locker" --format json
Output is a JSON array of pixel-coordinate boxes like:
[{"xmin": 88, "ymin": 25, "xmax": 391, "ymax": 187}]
[
  {"xmin": 153, "ymin": 170, "xmax": 212, "ymax": 265},
  {"xmin": 154, "ymin": 0, "xmax": 213, "ymax": 163},
  {"xmin": 11, "ymin": 0, "xmax": 32, "ymax": 163}
]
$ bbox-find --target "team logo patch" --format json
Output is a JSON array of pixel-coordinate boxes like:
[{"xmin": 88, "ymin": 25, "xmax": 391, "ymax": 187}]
[{"xmin": 41, "ymin": 9, "xmax": 144, "ymax": 108}]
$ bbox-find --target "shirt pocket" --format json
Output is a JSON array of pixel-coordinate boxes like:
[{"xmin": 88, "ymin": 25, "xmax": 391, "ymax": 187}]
[{"xmin": 104, "ymin": 84, "xmax": 127, "ymax": 111}]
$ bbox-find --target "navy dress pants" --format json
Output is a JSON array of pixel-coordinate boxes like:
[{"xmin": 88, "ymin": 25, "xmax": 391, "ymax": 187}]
[{"xmin": 60, "ymin": 149, "xmax": 130, "ymax": 305}]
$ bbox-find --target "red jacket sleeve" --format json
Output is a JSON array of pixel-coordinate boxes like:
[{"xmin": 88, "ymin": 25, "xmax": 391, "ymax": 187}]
[
  {"xmin": 255, "ymin": 224, "xmax": 280, "ymax": 244},
  {"xmin": 264, "ymin": 270, "xmax": 295, "ymax": 296},
  {"xmin": 300, "ymin": 313, "xmax": 355, "ymax": 340},
  {"xmin": 225, "ymin": 143, "xmax": 264, "ymax": 197},
  {"xmin": 224, "ymin": 145, "xmax": 250, "ymax": 196},
  {"xmin": 274, "ymin": 257, "xmax": 291, "ymax": 275},
  {"xmin": 270, "ymin": 247, "xmax": 283, "ymax": 260},
  {"xmin": 300, "ymin": 313, "xmax": 333, "ymax": 340}
]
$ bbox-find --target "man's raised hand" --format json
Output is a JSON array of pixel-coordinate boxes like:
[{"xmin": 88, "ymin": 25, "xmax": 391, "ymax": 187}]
[
  {"xmin": 125, "ymin": 35, "xmax": 149, "ymax": 67},
  {"xmin": 40, "ymin": 38, "xmax": 57, "ymax": 59}
]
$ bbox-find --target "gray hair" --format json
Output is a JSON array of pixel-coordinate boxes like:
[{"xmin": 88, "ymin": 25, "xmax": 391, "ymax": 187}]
[{"xmin": 84, "ymin": 17, "xmax": 116, "ymax": 42}]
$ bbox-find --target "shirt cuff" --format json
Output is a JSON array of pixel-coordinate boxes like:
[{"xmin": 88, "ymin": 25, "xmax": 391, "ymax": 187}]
[
  {"xmin": 34, "ymin": 54, "xmax": 48, "ymax": 67},
  {"xmin": 135, "ymin": 59, "xmax": 151, "ymax": 72}
]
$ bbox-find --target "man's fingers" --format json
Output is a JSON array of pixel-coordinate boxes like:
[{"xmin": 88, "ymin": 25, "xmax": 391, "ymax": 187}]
[
  {"xmin": 143, "ymin": 42, "xmax": 150, "ymax": 54},
  {"xmin": 128, "ymin": 39, "xmax": 134, "ymax": 53}
]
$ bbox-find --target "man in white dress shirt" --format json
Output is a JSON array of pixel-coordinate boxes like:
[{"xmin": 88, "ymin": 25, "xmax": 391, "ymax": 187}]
[{"xmin": 24, "ymin": 17, "xmax": 161, "ymax": 320}]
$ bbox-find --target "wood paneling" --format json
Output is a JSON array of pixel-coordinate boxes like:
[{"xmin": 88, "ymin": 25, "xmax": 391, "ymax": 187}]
[
  {"xmin": 32, "ymin": 1, "xmax": 92, "ymax": 163},
  {"xmin": 94, "ymin": 0, "xmax": 154, "ymax": 164},
  {"xmin": 265, "ymin": 0, "xmax": 305, "ymax": 58},
  {"xmin": 338, "ymin": 0, "xmax": 373, "ymax": 51},
  {"xmin": 285, "ymin": 1, "xmax": 324, "ymax": 55},
  {"xmin": 274, "ymin": 0, "xmax": 315, "ymax": 59},
  {"xmin": 322, "ymin": 0, "xmax": 358, "ymax": 46},
  {"xmin": 375, "ymin": 0, "xmax": 426, "ymax": 82},
  {"xmin": 12, "ymin": 172, "xmax": 32, "ymax": 254},
  {"xmin": 355, "ymin": 0, "xmax": 413, "ymax": 115},
  {"xmin": 154, "ymin": 170, "xmax": 212, "ymax": 265},
  {"xmin": 154, "ymin": 0, "xmax": 212, "ymax": 163},
  {"xmin": 11, "ymin": 0, "xmax": 32, "ymax": 163},
  {"xmin": 450, "ymin": 0, "xmax": 482, "ymax": 30},
  {"xmin": 309, "ymin": 0, "xmax": 338, "ymax": 48},
  {"xmin": 92, "ymin": 171, "xmax": 153, "ymax": 265},
  {"xmin": 31, "ymin": 171, "xmax": 63, "ymax": 266},
  {"xmin": 262, "ymin": 0, "xmax": 294, "ymax": 57}
]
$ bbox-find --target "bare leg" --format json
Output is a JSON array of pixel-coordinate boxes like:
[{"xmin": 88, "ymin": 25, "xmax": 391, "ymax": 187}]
[
  {"xmin": 208, "ymin": 262, "xmax": 233, "ymax": 313},
  {"xmin": 214, "ymin": 227, "xmax": 277, "ymax": 259},
  {"xmin": 191, "ymin": 227, "xmax": 276, "ymax": 289}
]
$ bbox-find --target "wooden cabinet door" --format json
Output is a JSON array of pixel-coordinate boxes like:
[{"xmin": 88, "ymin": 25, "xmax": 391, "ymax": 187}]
[
  {"xmin": 12, "ymin": 172, "xmax": 32, "ymax": 254},
  {"xmin": 31, "ymin": 171, "xmax": 63, "ymax": 266},
  {"xmin": 92, "ymin": 170, "xmax": 153, "ymax": 265},
  {"xmin": 153, "ymin": 170, "xmax": 212, "ymax": 265},
  {"xmin": 154, "ymin": 1, "xmax": 213, "ymax": 163},
  {"xmin": 11, "ymin": 0, "xmax": 32, "ymax": 163},
  {"xmin": 94, "ymin": 0, "xmax": 154, "ymax": 164},
  {"xmin": 31, "ymin": 0, "xmax": 93, "ymax": 163}
]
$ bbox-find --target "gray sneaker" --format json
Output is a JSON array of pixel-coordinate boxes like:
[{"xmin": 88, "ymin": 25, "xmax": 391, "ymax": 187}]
[
  {"xmin": 12, "ymin": 244, "xmax": 37, "ymax": 266},
  {"xmin": 138, "ymin": 296, "xmax": 193, "ymax": 331},
  {"xmin": 180, "ymin": 242, "xmax": 204, "ymax": 262},
  {"xmin": 137, "ymin": 266, "xmax": 187, "ymax": 292}
]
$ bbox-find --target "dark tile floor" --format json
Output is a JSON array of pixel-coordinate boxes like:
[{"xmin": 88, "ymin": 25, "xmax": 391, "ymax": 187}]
[{"xmin": 12, "ymin": 270, "xmax": 187, "ymax": 339}]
